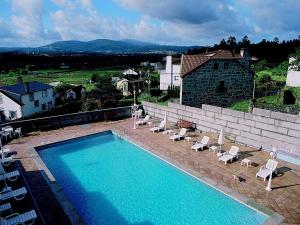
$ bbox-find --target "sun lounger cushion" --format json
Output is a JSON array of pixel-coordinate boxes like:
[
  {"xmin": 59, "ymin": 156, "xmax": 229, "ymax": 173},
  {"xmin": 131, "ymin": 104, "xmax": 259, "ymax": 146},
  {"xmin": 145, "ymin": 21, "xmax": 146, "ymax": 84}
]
[
  {"xmin": 0, "ymin": 187, "xmax": 27, "ymax": 201},
  {"xmin": 3, "ymin": 210, "xmax": 37, "ymax": 225}
]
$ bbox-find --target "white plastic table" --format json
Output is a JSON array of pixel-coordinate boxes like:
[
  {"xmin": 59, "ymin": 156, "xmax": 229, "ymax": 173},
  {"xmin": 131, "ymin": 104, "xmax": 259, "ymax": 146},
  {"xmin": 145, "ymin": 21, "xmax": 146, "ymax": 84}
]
[{"xmin": 241, "ymin": 158, "xmax": 252, "ymax": 167}]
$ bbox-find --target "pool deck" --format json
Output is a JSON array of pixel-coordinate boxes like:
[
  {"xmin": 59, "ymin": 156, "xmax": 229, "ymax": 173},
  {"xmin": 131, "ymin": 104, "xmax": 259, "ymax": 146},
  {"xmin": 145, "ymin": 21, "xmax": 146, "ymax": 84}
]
[{"xmin": 5, "ymin": 118, "xmax": 300, "ymax": 225}]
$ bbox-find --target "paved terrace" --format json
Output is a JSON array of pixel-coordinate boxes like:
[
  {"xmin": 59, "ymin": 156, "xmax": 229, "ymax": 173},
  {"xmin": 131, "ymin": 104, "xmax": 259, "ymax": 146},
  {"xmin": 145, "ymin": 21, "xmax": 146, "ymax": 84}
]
[{"xmin": 5, "ymin": 118, "xmax": 300, "ymax": 225}]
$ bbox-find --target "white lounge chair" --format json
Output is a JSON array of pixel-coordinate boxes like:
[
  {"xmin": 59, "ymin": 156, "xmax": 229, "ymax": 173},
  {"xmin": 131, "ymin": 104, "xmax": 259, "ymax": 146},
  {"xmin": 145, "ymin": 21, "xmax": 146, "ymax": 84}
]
[
  {"xmin": 0, "ymin": 163, "xmax": 19, "ymax": 182},
  {"xmin": 256, "ymin": 159, "xmax": 278, "ymax": 181},
  {"xmin": 132, "ymin": 109, "xmax": 143, "ymax": 119},
  {"xmin": 1, "ymin": 156, "xmax": 13, "ymax": 167},
  {"xmin": 1, "ymin": 148, "xmax": 11, "ymax": 157},
  {"xmin": 218, "ymin": 146, "xmax": 239, "ymax": 165},
  {"xmin": 150, "ymin": 120, "xmax": 166, "ymax": 133},
  {"xmin": 1, "ymin": 210, "xmax": 37, "ymax": 225},
  {"xmin": 191, "ymin": 136, "xmax": 210, "ymax": 152},
  {"xmin": 169, "ymin": 128, "xmax": 187, "ymax": 142},
  {"xmin": 136, "ymin": 115, "xmax": 150, "ymax": 126},
  {"xmin": 0, "ymin": 203, "xmax": 12, "ymax": 215},
  {"xmin": 0, "ymin": 187, "xmax": 27, "ymax": 201}
]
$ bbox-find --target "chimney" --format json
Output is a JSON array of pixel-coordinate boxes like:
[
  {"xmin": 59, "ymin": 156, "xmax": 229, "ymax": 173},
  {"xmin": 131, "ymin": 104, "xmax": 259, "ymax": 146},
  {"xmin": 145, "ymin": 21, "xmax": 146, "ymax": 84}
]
[
  {"xmin": 24, "ymin": 82, "xmax": 30, "ymax": 93},
  {"xmin": 240, "ymin": 48, "xmax": 250, "ymax": 58}
]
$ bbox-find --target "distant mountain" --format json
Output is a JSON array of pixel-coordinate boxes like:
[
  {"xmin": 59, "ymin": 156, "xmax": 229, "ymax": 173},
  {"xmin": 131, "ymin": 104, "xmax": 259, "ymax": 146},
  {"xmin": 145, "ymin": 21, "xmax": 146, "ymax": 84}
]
[{"xmin": 0, "ymin": 39, "xmax": 201, "ymax": 54}]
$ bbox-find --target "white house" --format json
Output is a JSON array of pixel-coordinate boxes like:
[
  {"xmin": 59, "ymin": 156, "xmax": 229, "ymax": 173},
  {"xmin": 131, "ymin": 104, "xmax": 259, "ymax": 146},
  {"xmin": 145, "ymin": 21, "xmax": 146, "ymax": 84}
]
[
  {"xmin": 123, "ymin": 69, "xmax": 139, "ymax": 77},
  {"xmin": 286, "ymin": 57, "xmax": 300, "ymax": 87},
  {"xmin": 159, "ymin": 56, "xmax": 181, "ymax": 91},
  {"xmin": 0, "ymin": 81, "xmax": 55, "ymax": 121}
]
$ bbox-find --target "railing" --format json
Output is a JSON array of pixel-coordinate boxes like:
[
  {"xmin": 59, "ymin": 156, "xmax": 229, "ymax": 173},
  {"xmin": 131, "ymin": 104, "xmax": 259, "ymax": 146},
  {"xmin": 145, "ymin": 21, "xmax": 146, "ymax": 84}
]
[{"xmin": 0, "ymin": 106, "xmax": 132, "ymax": 134}]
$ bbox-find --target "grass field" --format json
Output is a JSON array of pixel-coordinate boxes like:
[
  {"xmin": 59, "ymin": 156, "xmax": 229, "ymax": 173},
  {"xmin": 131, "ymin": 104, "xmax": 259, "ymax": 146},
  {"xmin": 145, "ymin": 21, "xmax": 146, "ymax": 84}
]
[{"xmin": 0, "ymin": 68, "xmax": 123, "ymax": 86}]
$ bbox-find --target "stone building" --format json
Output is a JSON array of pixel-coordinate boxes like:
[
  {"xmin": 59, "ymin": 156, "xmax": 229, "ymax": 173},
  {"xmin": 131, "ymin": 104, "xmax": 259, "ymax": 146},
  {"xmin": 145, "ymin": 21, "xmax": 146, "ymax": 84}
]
[{"xmin": 180, "ymin": 49, "xmax": 254, "ymax": 107}]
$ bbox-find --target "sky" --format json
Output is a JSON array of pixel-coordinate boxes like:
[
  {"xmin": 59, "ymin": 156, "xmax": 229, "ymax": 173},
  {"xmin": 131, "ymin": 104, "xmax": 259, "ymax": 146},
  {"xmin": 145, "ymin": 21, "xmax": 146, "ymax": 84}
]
[{"xmin": 0, "ymin": 0, "xmax": 299, "ymax": 47}]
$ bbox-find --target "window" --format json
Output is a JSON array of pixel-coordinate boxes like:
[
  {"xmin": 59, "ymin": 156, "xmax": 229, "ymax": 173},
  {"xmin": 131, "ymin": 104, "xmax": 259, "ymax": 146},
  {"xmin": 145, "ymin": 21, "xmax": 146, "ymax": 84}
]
[
  {"xmin": 9, "ymin": 111, "xmax": 17, "ymax": 119},
  {"xmin": 42, "ymin": 90, "xmax": 48, "ymax": 98},
  {"xmin": 29, "ymin": 93, "xmax": 34, "ymax": 101},
  {"xmin": 42, "ymin": 103, "xmax": 46, "ymax": 110},
  {"xmin": 213, "ymin": 63, "xmax": 219, "ymax": 71},
  {"xmin": 0, "ymin": 95, "xmax": 3, "ymax": 104},
  {"xmin": 216, "ymin": 81, "xmax": 226, "ymax": 93},
  {"xmin": 34, "ymin": 100, "xmax": 39, "ymax": 107},
  {"xmin": 48, "ymin": 101, "xmax": 53, "ymax": 109},
  {"xmin": 224, "ymin": 63, "xmax": 229, "ymax": 70}
]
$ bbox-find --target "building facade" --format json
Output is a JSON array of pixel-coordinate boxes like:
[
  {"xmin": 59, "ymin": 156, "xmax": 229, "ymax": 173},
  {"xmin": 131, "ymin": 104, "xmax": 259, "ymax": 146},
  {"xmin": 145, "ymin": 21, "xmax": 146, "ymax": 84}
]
[
  {"xmin": 286, "ymin": 57, "xmax": 300, "ymax": 87},
  {"xmin": 159, "ymin": 56, "xmax": 181, "ymax": 91},
  {"xmin": 0, "ymin": 81, "xmax": 55, "ymax": 121},
  {"xmin": 180, "ymin": 49, "xmax": 254, "ymax": 108}
]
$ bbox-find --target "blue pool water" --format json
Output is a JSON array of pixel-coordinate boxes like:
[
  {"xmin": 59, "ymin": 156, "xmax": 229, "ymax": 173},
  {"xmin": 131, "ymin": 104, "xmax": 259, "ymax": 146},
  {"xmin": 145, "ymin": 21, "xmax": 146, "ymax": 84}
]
[{"xmin": 38, "ymin": 131, "xmax": 268, "ymax": 225}]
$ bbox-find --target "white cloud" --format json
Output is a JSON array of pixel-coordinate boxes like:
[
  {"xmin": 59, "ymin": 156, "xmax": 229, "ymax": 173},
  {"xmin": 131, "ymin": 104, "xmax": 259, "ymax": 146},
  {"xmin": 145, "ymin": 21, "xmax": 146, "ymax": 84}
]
[
  {"xmin": 0, "ymin": 0, "xmax": 299, "ymax": 47},
  {"xmin": 11, "ymin": 0, "xmax": 44, "ymax": 39}
]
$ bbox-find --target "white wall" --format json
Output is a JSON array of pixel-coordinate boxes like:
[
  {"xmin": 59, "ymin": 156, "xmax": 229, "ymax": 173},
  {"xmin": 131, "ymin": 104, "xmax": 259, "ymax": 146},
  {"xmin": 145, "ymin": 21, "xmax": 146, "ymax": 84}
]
[
  {"xmin": 159, "ymin": 56, "xmax": 181, "ymax": 90},
  {"xmin": 0, "ymin": 93, "xmax": 22, "ymax": 120},
  {"xmin": 21, "ymin": 88, "xmax": 55, "ymax": 117},
  {"xmin": 286, "ymin": 57, "xmax": 300, "ymax": 87}
]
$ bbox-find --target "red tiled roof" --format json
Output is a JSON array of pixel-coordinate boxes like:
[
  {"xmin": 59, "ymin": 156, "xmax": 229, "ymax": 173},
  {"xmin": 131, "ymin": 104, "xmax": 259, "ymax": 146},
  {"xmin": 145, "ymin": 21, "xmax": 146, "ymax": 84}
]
[{"xmin": 181, "ymin": 50, "xmax": 244, "ymax": 77}]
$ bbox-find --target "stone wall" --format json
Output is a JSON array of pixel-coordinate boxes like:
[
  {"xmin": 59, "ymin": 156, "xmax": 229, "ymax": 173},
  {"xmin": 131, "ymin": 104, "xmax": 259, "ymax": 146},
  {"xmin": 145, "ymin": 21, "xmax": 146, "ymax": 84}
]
[
  {"xmin": 0, "ymin": 106, "xmax": 131, "ymax": 134},
  {"xmin": 181, "ymin": 59, "xmax": 253, "ymax": 108},
  {"xmin": 142, "ymin": 101, "xmax": 300, "ymax": 162}
]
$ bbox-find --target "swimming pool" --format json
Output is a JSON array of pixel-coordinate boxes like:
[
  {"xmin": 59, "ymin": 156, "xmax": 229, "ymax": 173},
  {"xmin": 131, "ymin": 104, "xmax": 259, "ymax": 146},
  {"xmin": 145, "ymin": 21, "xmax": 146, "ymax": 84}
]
[{"xmin": 37, "ymin": 131, "xmax": 268, "ymax": 225}]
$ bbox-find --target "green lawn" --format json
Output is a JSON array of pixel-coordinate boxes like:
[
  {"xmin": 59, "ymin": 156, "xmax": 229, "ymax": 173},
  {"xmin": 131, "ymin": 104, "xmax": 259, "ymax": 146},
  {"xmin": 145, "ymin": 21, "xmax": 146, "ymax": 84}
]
[{"xmin": 0, "ymin": 69, "xmax": 122, "ymax": 86}]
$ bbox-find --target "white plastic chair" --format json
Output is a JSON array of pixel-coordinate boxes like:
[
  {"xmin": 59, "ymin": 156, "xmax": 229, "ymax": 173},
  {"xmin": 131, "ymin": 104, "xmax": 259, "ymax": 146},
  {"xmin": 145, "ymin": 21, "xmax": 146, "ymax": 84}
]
[{"xmin": 256, "ymin": 159, "xmax": 278, "ymax": 181}]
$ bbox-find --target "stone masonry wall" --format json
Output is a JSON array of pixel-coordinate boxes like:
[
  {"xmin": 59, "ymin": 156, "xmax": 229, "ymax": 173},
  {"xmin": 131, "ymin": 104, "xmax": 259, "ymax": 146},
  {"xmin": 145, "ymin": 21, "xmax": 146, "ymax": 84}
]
[
  {"xmin": 142, "ymin": 101, "xmax": 300, "ymax": 161},
  {"xmin": 181, "ymin": 59, "xmax": 253, "ymax": 108}
]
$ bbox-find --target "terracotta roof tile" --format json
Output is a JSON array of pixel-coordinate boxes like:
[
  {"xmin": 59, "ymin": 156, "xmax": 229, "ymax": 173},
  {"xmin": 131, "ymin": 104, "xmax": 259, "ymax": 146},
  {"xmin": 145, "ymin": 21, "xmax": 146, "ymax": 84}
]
[{"xmin": 181, "ymin": 49, "xmax": 244, "ymax": 77}]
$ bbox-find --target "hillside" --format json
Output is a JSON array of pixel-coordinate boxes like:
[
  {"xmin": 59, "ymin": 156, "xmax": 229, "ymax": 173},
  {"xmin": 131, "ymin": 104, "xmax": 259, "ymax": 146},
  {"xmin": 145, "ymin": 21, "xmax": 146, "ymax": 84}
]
[{"xmin": 0, "ymin": 39, "xmax": 200, "ymax": 54}]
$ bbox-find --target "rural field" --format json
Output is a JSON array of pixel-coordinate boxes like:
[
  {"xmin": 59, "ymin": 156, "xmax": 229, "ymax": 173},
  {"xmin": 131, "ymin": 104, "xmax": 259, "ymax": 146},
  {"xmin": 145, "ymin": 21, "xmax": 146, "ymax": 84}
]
[{"xmin": 0, "ymin": 68, "xmax": 123, "ymax": 87}]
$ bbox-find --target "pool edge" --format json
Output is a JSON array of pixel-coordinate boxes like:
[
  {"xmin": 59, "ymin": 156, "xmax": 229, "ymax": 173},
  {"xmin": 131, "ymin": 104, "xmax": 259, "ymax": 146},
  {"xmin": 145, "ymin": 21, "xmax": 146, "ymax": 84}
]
[{"xmin": 32, "ymin": 129, "xmax": 284, "ymax": 225}]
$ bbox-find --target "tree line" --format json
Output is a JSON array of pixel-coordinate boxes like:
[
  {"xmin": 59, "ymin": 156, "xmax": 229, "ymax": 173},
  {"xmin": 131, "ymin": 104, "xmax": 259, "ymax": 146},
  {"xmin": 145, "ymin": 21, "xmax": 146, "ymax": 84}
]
[{"xmin": 187, "ymin": 35, "xmax": 300, "ymax": 66}]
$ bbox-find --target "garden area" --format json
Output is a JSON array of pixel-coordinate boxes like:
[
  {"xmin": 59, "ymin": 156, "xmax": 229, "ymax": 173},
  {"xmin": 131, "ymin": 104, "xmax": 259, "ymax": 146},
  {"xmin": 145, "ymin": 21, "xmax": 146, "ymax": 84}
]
[{"xmin": 229, "ymin": 50, "xmax": 300, "ymax": 114}]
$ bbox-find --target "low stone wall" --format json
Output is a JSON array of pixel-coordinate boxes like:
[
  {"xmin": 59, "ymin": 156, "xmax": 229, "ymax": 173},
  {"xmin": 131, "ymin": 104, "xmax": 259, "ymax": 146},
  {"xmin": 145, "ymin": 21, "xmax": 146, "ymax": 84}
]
[
  {"xmin": 1, "ymin": 106, "xmax": 131, "ymax": 134},
  {"xmin": 142, "ymin": 101, "xmax": 300, "ymax": 161}
]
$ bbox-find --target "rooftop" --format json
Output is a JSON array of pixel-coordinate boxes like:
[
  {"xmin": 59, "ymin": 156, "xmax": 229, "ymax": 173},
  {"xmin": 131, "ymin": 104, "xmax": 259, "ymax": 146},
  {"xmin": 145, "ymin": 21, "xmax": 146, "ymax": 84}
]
[
  {"xmin": 181, "ymin": 49, "xmax": 246, "ymax": 76},
  {"xmin": 4, "ymin": 118, "xmax": 300, "ymax": 225},
  {"xmin": 0, "ymin": 81, "xmax": 52, "ymax": 96}
]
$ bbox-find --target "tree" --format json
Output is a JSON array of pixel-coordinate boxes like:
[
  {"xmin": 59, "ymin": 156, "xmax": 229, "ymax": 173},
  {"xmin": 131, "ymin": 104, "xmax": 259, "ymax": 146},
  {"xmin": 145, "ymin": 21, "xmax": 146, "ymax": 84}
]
[
  {"xmin": 273, "ymin": 37, "xmax": 279, "ymax": 44},
  {"xmin": 83, "ymin": 76, "xmax": 121, "ymax": 110},
  {"xmin": 226, "ymin": 36, "xmax": 237, "ymax": 50},
  {"xmin": 240, "ymin": 35, "xmax": 251, "ymax": 47}
]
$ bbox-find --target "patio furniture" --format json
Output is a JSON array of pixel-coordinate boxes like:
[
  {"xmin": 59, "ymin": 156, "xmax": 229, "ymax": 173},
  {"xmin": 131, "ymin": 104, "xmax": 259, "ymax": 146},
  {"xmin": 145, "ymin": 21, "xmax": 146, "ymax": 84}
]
[
  {"xmin": 1, "ymin": 209, "xmax": 37, "ymax": 225},
  {"xmin": 256, "ymin": 159, "xmax": 278, "ymax": 181},
  {"xmin": 150, "ymin": 120, "xmax": 166, "ymax": 133},
  {"xmin": 1, "ymin": 131, "xmax": 11, "ymax": 142},
  {"xmin": 169, "ymin": 128, "xmax": 187, "ymax": 142},
  {"xmin": 191, "ymin": 136, "xmax": 210, "ymax": 152},
  {"xmin": 162, "ymin": 129, "xmax": 173, "ymax": 135},
  {"xmin": 14, "ymin": 128, "xmax": 22, "ymax": 138},
  {"xmin": 184, "ymin": 137, "xmax": 192, "ymax": 143},
  {"xmin": 1, "ymin": 156, "xmax": 13, "ymax": 167},
  {"xmin": 209, "ymin": 146, "xmax": 218, "ymax": 153},
  {"xmin": 0, "ymin": 203, "xmax": 12, "ymax": 215},
  {"xmin": 176, "ymin": 119, "xmax": 196, "ymax": 131},
  {"xmin": 1, "ymin": 147, "xmax": 11, "ymax": 157},
  {"xmin": 0, "ymin": 187, "xmax": 27, "ymax": 201},
  {"xmin": 132, "ymin": 109, "xmax": 142, "ymax": 119},
  {"xmin": 241, "ymin": 158, "xmax": 252, "ymax": 167},
  {"xmin": 0, "ymin": 164, "xmax": 19, "ymax": 182},
  {"xmin": 136, "ymin": 115, "xmax": 150, "ymax": 126},
  {"xmin": 218, "ymin": 146, "xmax": 239, "ymax": 165},
  {"xmin": 2, "ymin": 127, "xmax": 13, "ymax": 139}
]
